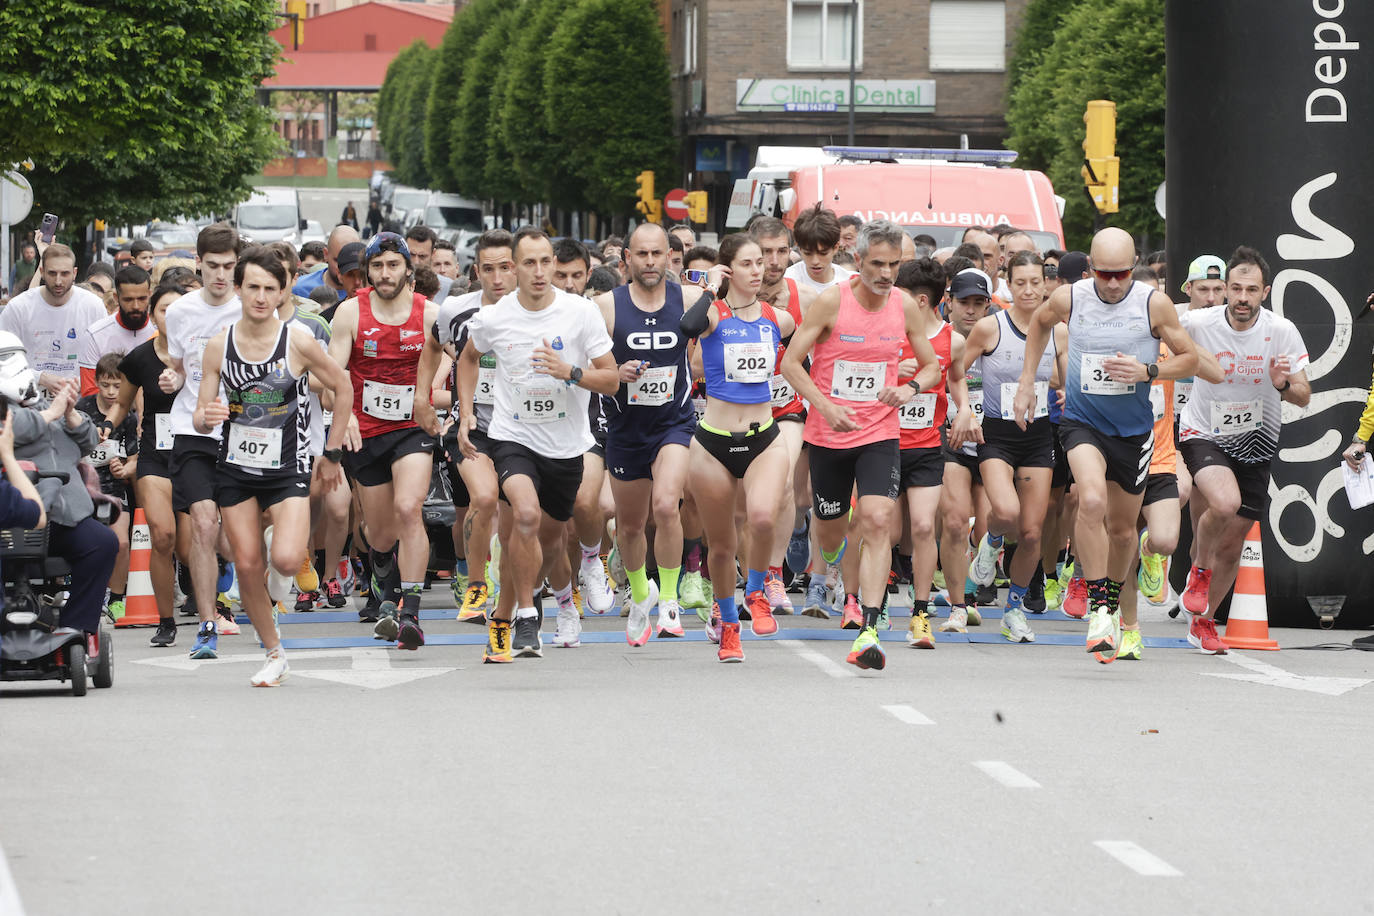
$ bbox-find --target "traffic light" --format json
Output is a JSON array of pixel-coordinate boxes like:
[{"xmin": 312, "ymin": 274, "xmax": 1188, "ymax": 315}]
[
  {"xmin": 634, "ymin": 170, "xmax": 661, "ymax": 223},
  {"xmin": 287, "ymin": 0, "xmax": 307, "ymax": 47},
  {"xmin": 685, "ymin": 190, "xmax": 708, "ymax": 224},
  {"xmin": 1081, "ymin": 99, "xmax": 1119, "ymax": 214}
]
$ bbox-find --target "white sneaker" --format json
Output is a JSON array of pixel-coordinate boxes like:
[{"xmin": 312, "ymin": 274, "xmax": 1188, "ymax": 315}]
[
  {"xmin": 579, "ymin": 556, "xmax": 614, "ymax": 614},
  {"xmin": 625, "ymin": 579, "xmax": 657, "ymax": 647},
  {"xmin": 656, "ymin": 598, "xmax": 685, "ymax": 638},
  {"xmin": 1001, "ymin": 606, "xmax": 1035, "ymax": 643},
  {"xmin": 970, "ymin": 533, "xmax": 1002, "ymax": 587},
  {"xmin": 250, "ymin": 649, "xmax": 289, "ymax": 687},
  {"xmin": 553, "ymin": 602, "xmax": 582, "ymax": 648},
  {"xmin": 939, "ymin": 606, "xmax": 968, "ymax": 633}
]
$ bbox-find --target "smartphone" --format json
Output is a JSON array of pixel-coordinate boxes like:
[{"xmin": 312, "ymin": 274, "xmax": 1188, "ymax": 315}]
[
  {"xmin": 39, "ymin": 213, "xmax": 58, "ymax": 244},
  {"xmin": 683, "ymin": 269, "xmax": 709, "ymax": 284}
]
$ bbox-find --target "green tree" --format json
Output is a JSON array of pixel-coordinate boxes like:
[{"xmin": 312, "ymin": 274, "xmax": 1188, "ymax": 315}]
[
  {"xmin": 378, "ymin": 40, "xmax": 435, "ymax": 188},
  {"xmin": 338, "ymin": 91, "xmax": 378, "ymax": 155},
  {"xmin": 449, "ymin": 4, "xmax": 518, "ymax": 198},
  {"xmin": 1008, "ymin": 0, "xmax": 1086, "ymax": 96},
  {"xmin": 271, "ymin": 90, "xmax": 325, "ymax": 149},
  {"xmin": 543, "ymin": 0, "xmax": 675, "ymax": 216},
  {"xmin": 423, "ymin": 0, "xmax": 506, "ymax": 192},
  {"xmin": 0, "ymin": 0, "xmax": 281, "ymax": 224},
  {"xmin": 1005, "ymin": 0, "xmax": 1164, "ymax": 248}
]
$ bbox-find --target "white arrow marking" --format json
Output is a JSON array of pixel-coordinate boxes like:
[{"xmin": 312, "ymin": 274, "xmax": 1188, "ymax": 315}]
[
  {"xmin": 779, "ymin": 640, "xmax": 856, "ymax": 678},
  {"xmin": 1201, "ymin": 651, "xmax": 1372, "ymax": 697},
  {"xmin": 881, "ymin": 704, "xmax": 935, "ymax": 726},
  {"xmin": 973, "ymin": 760, "xmax": 1040, "ymax": 789},
  {"xmin": 1094, "ymin": 841, "xmax": 1182, "ymax": 877},
  {"xmin": 0, "ymin": 840, "xmax": 26, "ymax": 916},
  {"xmin": 133, "ymin": 648, "xmax": 456, "ymax": 689}
]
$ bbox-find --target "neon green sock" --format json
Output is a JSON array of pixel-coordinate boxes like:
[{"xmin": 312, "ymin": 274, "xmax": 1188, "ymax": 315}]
[
  {"xmin": 658, "ymin": 565, "xmax": 681, "ymax": 602},
  {"xmin": 822, "ymin": 545, "xmax": 842, "ymax": 565},
  {"xmin": 626, "ymin": 565, "xmax": 649, "ymax": 604}
]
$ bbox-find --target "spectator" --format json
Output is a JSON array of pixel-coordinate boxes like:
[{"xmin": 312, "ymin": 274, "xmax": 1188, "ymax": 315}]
[
  {"xmin": 365, "ymin": 199, "xmax": 382, "ymax": 238},
  {"xmin": 9, "ymin": 240, "xmax": 38, "ymax": 292},
  {"xmin": 341, "ymin": 201, "xmax": 359, "ymax": 230},
  {"xmin": 129, "ymin": 238, "xmax": 155, "ymax": 271}
]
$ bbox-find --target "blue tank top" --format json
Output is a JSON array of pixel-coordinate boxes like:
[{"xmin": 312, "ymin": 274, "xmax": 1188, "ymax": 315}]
[
  {"xmin": 1064, "ymin": 278, "xmax": 1158, "ymax": 437},
  {"xmin": 606, "ymin": 283, "xmax": 694, "ymax": 436},
  {"xmin": 701, "ymin": 300, "xmax": 781, "ymax": 406}
]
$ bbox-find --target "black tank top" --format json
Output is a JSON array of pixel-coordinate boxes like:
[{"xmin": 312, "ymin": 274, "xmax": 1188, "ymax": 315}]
[{"xmin": 217, "ymin": 323, "xmax": 310, "ymax": 481}]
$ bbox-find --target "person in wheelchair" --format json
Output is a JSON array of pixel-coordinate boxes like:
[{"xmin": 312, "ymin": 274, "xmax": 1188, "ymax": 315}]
[
  {"xmin": 0, "ymin": 409, "xmax": 48, "ymax": 635},
  {"xmin": 0, "ymin": 331, "xmax": 118, "ymax": 636}
]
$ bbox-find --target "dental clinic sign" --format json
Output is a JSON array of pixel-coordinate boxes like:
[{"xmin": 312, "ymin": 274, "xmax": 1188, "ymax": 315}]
[{"xmin": 736, "ymin": 79, "xmax": 936, "ymax": 113}]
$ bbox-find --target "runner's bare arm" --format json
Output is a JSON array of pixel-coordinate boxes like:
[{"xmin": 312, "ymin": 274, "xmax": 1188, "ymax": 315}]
[
  {"xmin": 1272, "ymin": 362, "xmax": 1310, "ymax": 408},
  {"xmin": 327, "ymin": 298, "xmax": 359, "ymax": 371},
  {"xmin": 413, "ymin": 320, "xmax": 446, "ymax": 436},
  {"xmin": 881, "ymin": 296, "xmax": 940, "ymax": 406},
  {"xmin": 191, "ymin": 332, "xmax": 229, "ymax": 435},
  {"xmin": 1012, "ymin": 284, "xmax": 1072, "ymax": 427},
  {"xmin": 781, "ymin": 285, "xmax": 853, "ymax": 430},
  {"xmin": 947, "ymin": 330, "xmax": 982, "ymax": 449},
  {"xmin": 454, "ymin": 339, "xmax": 480, "ymax": 459},
  {"xmin": 291, "ymin": 328, "xmax": 353, "ymax": 456},
  {"xmin": 1141, "ymin": 293, "xmax": 1200, "ymax": 381}
]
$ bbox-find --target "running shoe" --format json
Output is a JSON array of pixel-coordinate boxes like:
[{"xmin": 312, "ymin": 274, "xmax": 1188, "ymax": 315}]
[
  {"xmin": 786, "ymin": 513, "xmax": 810, "ymax": 576},
  {"xmin": 149, "ymin": 620, "xmax": 177, "ymax": 647},
  {"xmin": 907, "ymin": 611, "xmax": 935, "ymax": 649},
  {"xmin": 458, "ymin": 582, "xmax": 489, "ymax": 623},
  {"xmin": 1043, "ymin": 578, "xmax": 1064, "ymax": 611},
  {"xmin": 106, "ymin": 598, "xmax": 125, "ymax": 622},
  {"xmin": 1137, "ymin": 530, "xmax": 1167, "ymax": 604},
  {"xmin": 718, "ymin": 622, "xmax": 744, "ymax": 663},
  {"xmin": 970, "ymin": 533, "xmax": 1002, "ymax": 586},
  {"xmin": 580, "ymin": 555, "xmax": 614, "ymax": 614},
  {"xmin": 554, "ymin": 602, "xmax": 582, "ymax": 647},
  {"xmin": 616, "ymin": 583, "xmax": 631, "ymax": 618},
  {"xmin": 939, "ymin": 606, "xmax": 968, "ymax": 633},
  {"xmin": 1063, "ymin": 577, "xmax": 1088, "ymax": 619},
  {"xmin": 373, "ymin": 602, "xmax": 400, "ymax": 641},
  {"xmin": 624, "ymin": 579, "xmax": 657, "ymax": 647},
  {"xmin": 656, "ymin": 598, "xmax": 685, "ymax": 638},
  {"xmin": 324, "ymin": 578, "xmax": 346, "ymax": 608},
  {"xmin": 513, "ymin": 614, "xmax": 543, "ymax": 658},
  {"xmin": 189, "ymin": 620, "xmax": 218, "ymax": 659},
  {"xmin": 180, "ymin": 593, "xmax": 198, "ymax": 618},
  {"xmin": 706, "ymin": 602, "xmax": 722, "ymax": 644},
  {"xmin": 974, "ymin": 583, "xmax": 998, "ymax": 607},
  {"xmin": 679, "ymin": 570, "xmax": 708, "ymax": 610},
  {"xmin": 764, "ymin": 571, "xmax": 793, "ymax": 614},
  {"xmin": 1001, "ymin": 606, "xmax": 1035, "ymax": 643},
  {"xmin": 746, "ymin": 590, "xmax": 777, "ymax": 637},
  {"xmin": 1182, "ymin": 566, "xmax": 1212, "ymax": 615},
  {"xmin": 840, "ymin": 594, "xmax": 862, "ymax": 630},
  {"xmin": 397, "ymin": 613, "xmax": 425, "ymax": 650},
  {"xmin": 338, "ymin": 558, "xmax": 356, "ymax": 596},
  {"xmin": 932, "ymin": 569, "xmax": 946, "ymax": 591},
  {"xmin": 294, "ymin": 589, "xmax": 320, "ymax": 613},
  {"xmin": 571, "ymin": 586, "xmax": 584, "ymax": 619},
  {"xmin": 295, "ymin": 558, "xmax": 319, "ymax": 594},
  {"xmin": 607, "ymin": 543, "xmax": 625, "ymax": 587},
  {"xmin": 358, "ymin": 592, "xmax": 381, "ymax": 623},
  {"xmin": 216, "ymin": 607, "xmax": 241, "ymax": 636},
  {"xmin": 484, "ymin": 620, "xmax": 513, "ymax": 664},
  {"xmin": 450, "ymin": 570, "xmax": 469, "ymax": 607},
  {"xmin": 802, "ymin": 577, "xmax": 831, "ymax": 619},
  {"xmin": 965, "ymin": 604, "xmax": 983, "ymax": 626},
  {"xmin": 250, "ymin": 649, "xmax": 289, "ymax": 687},
  {"xmin": 224, "ymin": 563, "xmax": 240, "ymax": 604},
  {"xmin": 1086, "ymin": 606, "xmax": 1119, "ymax": 657},
  {"xmin": 1187, "ymin": 614, "xmax": 1229, "ymax": 655},
  {"xmin": 1117, "ymin": 628, "xmax": 1143, "ymax": 660},
  {"xmin": 846, "ymin": 626, "xmax": 886, "ymax": 671},
  {"xmin": 1024, "ymin": 576, "xmax": 1047, "ymax": 614}
]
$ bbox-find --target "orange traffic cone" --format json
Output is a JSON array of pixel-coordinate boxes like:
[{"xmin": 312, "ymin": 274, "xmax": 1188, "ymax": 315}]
[
  {"xmin": 116, "ymin": 508, "xmax": 160, "ymax": 627},
  {"xmin": 1223, "ymin": 521, "xmax": 1279, "ymax": 650}
]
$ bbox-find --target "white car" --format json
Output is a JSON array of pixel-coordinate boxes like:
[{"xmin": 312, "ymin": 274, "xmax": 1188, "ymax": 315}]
[{"xmin": 302, "ymin": 219, "xmax": 326, "ymax": 245}]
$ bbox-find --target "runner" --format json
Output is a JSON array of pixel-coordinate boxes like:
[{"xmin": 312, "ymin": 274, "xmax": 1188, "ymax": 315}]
[
  {"xmin": 1178, "ymin": 246, "xmax": 1308, "ymax": 654},
  {"xmin": 455, "ymin": 230, "xmax": 617, "ymax": 662},
  {"xmin": 780, "ymin": 219, "xmax": 940, "ymax": 670},
  {"xmin": 78, "ymin": 353, "xmax": 139, "ymax": 620},
  {"xmin": 327, "ymin": 231, "xmax": 440, "ymax": 649},
  {"xmin": 784, "ymin": 204, "xmax": 854, "ymax": 294},
  {"xmin": 77, "ymin": 265, "xmax": 157, "ymax": 396},
  {"xmin": 0, "ymin": 242, "xmax": 108, "ymax": 394},
  {"xmin": 194, "ymin": 247, "xmax": 353, "ymax": 686},
  {"xmin": 1011, "ymin": 227, "xmax": 1203, "ymax": 661}
]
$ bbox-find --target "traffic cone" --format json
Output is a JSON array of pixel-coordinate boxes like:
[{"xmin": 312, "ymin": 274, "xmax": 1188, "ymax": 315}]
[
  {"xmin": 1223, "ymin": 521, "xmax": 1279, "ymax": 650},
  {"xmin": 116, "ymin": 508, "xmax": 160, "ymax": 627}
]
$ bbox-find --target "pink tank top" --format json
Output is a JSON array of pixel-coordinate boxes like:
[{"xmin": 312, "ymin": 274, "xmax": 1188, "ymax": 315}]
[{"xmin": 804, "ymin": 279, "xmax": 906, "ymax": 449}]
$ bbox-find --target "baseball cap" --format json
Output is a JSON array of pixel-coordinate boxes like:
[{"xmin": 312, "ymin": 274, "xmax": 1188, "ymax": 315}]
[
  {"xmin": 1056, "ymin": 251, "xmax": 1089, "ymax": 283},
  {"xmin": 365, "ymin": 231, "xmax": 411, "ymax": 265},
  {"xmin": 949, "ymin": 268, "xmax": 992, "ymax": 300},
  {"xmin": 336, "ymin": 241, "xmax": 366, "ymax": 275},
  {"xmin": 1182, "ymin": 254, "xmax": 1226, "ymax": 292}
]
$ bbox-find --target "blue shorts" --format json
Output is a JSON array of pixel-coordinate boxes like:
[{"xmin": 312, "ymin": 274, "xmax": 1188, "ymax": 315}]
[{"xmin": 605, "ymin": 422, "xmax": 694, "ymax": 481}]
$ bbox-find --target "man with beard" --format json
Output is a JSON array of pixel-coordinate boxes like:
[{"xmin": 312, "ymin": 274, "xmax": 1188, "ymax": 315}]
[
  {"xmin": 78, "ymin": 265, "xmax": 157, "ymax": 396},
  {"xmin": 0, "ymin": 242, "xmax": 109, "ymax": 393}
]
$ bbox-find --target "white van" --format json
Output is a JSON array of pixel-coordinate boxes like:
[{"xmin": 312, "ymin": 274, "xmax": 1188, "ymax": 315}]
[{"xmin": 233, "ymin": 188, "xmax": 304, "ymax": 245}]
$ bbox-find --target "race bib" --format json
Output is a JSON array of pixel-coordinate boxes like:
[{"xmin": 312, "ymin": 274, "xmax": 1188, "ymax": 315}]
[
  {"xmin": 967, "ymin": 387, "xmax": 984, "ymax": 422},
  {"xmin": 322, "ymin": 409, "xmax": 334, "ymax": 428},
  {"xmin": 226, "ymin": 424, "xmax": 282, "ymax": 470},
  {"xmin": 513, "ymin": 380, "xmax": 568, "ymax": 424},
  {"xmin": 900, "ymin": 392, "xmax": 937, "ymax": 430},
  {"xmin": 155, "ymin": 413, "xmax": 173, "ymax": 452},
  {"xmin": 723, "ymin": 342, "xmax": 773, "ymax": 383},
  {"xmin": 628, "ymin": 366, "xmax": 676, "ymax": 407},
  {"xmin": 769, "ymin": 374, "xmax": 795, "ymax": 408},
  {"xmin": 88, "ymin": 439, "xmax": 125, "ymax": 468},
  {"xmin": 1001, "ymin": 381, "xmax": 1048, "ymax": 420},
  {"xmin": 1175, "ymin": 379, "xmax": 1193, "ymax": 416},
  {"xmin": 693, "ymin": 397, "xmax": 706, "ymax": 420},
  {"xmin": 1210, "ymin": 399, "xmax": 1263, "ymax": 436},
  {"xmin": 1150, "ymin": 385, "xmax": 1166, "ymax": 422},
  {"xmin": 1080, "ymin": 354, "xmax": 1135, "ymax": 395},
  {"xmin": 831, "ymin": 359, "xmax": 884, "ymax": 402},
  {"xmin": 475, "ymin": 366, "xmax": 496, "ymax": 407},
  {"xmin": 362, "ymin": 380, "xmax": 415, "ymax": 421}
]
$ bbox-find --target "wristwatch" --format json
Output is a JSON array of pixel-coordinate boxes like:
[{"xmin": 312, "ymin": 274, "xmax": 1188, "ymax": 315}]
[
  {"xmin": 1146, "ymin": 362, "xmax": 1159, "ymax": 380},
  {"xmin": 322, "ymin": 447, "xmax": 344, "ymax": 463},
  {"xmin": 1277, "ymin": 379, "xmax": 1292, "ymax": 392},
  {"xmin": 907, "ymin": 378, "xmax": 921, "ymax": 392},
  {"xmin": 569, "ymin": 366, "xmax": 584, "ymax": 385}
]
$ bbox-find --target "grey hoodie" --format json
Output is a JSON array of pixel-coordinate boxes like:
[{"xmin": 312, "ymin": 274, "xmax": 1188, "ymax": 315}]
[{"xmin": 10, "ymin": 401, "xmax": 98, "ymax": 526}]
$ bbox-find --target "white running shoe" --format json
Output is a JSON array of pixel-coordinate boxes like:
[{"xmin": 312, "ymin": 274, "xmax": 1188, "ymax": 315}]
[
  {"xmin": 250, "ymin": 649, "xmax": 289, "ymax": 687},
  {"xmin": 625, "ymin": 579, "xmax": 657, "ymax": 647},
  {"xmin": 1001, "ymin": 606, "xmax": 1035, "ymax": 643},
  {"xmin": 970, "ymin": 533, "xmax": 1002, "ymax": 587},
  {"xmin": 579, "ymin": 556, "xmax": 614, "ymax": 614},
  {"xmin": 656, "ymin": 598, "xmax": 685, "ymax": 638},
  {"xmin": 553, "ymin": 602, "xmax": 582, "ymax": 648},
  {"xmin": 939, "ymin": 606, "xmax": 968, "ymax": 633}
]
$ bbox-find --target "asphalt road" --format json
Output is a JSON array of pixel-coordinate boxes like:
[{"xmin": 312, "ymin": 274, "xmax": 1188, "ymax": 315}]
[{"xmin": 3, "ymin": 587, "xmax": 1373, "ymax": 915}]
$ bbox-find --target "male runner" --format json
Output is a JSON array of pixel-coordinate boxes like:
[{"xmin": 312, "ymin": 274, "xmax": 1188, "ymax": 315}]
[{"xmin": 78, "ymin": 265, "xmax": 156, "ymax": 396}]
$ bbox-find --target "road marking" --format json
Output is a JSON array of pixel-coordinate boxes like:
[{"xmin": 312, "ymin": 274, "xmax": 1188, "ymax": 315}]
[
  {"xmin": 778, "ymin": 640, "xmax": 856, "ymax": 678},
  {"xmin": 0, "ymin": 840, "xmax": 26, "ymax": 916},
  {"xmin": 1201, "ymin": 651, "xmax": 1372, "ymax": 697},
  {"xmin": 881, "ymin": 704, "xmax": 934, "ymax": 725},
  {"xmin": 133, "ymin": 648, "xmax": 456, "ymax": 689},
  {"xmin": 1094, "ymin": 840, "xmax": 1183, "ymax": 877},
  {"xmin": 973, "ymin": 760, "xmax": 1040, "ymax": 789}
]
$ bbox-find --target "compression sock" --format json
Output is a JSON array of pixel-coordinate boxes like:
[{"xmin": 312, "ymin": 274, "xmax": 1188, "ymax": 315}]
[
  {"xmin": 454, "ymin": 556, "xmax": 468, "ymax": 578},
  {"xmin": 369, "ymin": 544, "xmax": 397, "ymax": 601},
  {"xmin": 626, "ymin": 565, "xmax": 650, "ymax": 604},
  {"xmin": 745, "ymin": 568, "xmax": 766, "ymax": 595},
  {"xmin": 1106, "ymin": 577, "xmax": 1124, "ymax": 612},
  {"xmin": 718, "ymin": 595, "xmax": 739, "ymax": 624},
  {"xmin": 401, "ymin": 581, "xmax": 423, "ymax": 615},
  {"xmin": 1087, "ymin": 577, "xmax": 1111, "ymax": 609},
  {"xmin": 821, "ymin": 544, "xmax": 843, "ymax": 566},
  {"xmin": 658, "ymin": 565, "xmax": 681, "ymax": 602}
]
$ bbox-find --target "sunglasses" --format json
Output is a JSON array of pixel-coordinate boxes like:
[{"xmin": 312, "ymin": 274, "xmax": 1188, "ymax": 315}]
[{"xmin": 1093, "ymin": 268, "xmax": 1133, "ymax": 281}]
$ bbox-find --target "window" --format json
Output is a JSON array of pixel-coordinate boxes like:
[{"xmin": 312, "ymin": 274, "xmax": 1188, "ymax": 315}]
[
  {"xmin": 788, "ymin": 0, "xmax": 862, "ymax": 71},
  {"xmin": 929, "ymin": 0, "xmax": 1006, "ymax": 71},
  {"xmin": 363, "ymin": 33, "xmax": 377, "ymax": 52}
]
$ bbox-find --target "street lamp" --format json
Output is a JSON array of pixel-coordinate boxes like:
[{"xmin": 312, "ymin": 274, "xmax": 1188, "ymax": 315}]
[{"xmin": 846, "ymin": 0, "xmax": 858, "ymax": 145}]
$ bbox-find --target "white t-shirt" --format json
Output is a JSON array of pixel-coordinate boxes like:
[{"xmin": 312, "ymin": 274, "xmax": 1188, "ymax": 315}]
[
  {"xmin": 165, "ymin": 289, "xmax": 243, "ymax": 439},
  {"xmin": 784, "ymin": 261, "xmax": 854, "ymax": 293},
  {"xmin": 467, "ymin": 289, "xmax": 613, "ymax": 459},
  {"xmin": 78, "ymin": 312, "xmax": 157, "ymax": 372},
  {"xmin": 1178, "ymin": 306, "xmax": 1309, "ymax": 463},
  {"xmin": 0, "ymin": 287, "xmax": 108, "ymax": 379}
]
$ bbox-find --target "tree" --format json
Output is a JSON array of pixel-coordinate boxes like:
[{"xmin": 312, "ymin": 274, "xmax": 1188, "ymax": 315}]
[
  {"xmin": 1005, "ymin": 0, "xmax": 1164, "ymax": 248},
  {"xmin": 449, "ymin": 4, "xmax": 518, "ymax": 198},
  {"xmin": 0, "ymin": 0, "xmax": 281, "ymax": 224},
  {"xmin": 377, "ymin": 40, "xmax": 434, "ymax": 188},
  {"xmin": 271, "ymin": 90, "xmax": 325, "ymax": 150},
  {"xmin": 338, "ymin": 92, "xmax": 378, "ymax": 157},
  {"xmin": 543, "ymin": 0, "xmax": 675, "ymax": 216},
  {"xmin": 1007, "ymin": 0, "xmax": 1086, "ymax": 96},
  {"xmin": 423, "ymin": 0, "xmax": 506, "ymax": 192}
]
